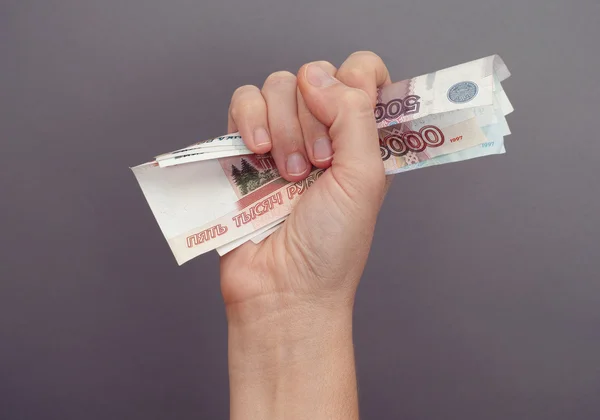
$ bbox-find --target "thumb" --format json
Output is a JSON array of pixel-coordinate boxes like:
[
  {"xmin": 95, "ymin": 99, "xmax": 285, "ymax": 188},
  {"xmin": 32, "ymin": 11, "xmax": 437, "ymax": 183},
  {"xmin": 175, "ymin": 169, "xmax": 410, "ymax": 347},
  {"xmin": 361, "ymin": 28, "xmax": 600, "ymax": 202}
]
[{"xmin": 297, "ymin": 62, "xmax": 385, "ymax": 200}]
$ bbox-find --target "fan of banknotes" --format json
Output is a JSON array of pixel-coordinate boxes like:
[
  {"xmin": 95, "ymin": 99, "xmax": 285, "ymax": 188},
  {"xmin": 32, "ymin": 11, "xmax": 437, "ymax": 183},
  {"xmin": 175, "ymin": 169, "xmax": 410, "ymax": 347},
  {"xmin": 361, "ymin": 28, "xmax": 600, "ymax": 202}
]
[{"xmin": 132, "ymin": 55, "xmax": 513, "ymax": 265}]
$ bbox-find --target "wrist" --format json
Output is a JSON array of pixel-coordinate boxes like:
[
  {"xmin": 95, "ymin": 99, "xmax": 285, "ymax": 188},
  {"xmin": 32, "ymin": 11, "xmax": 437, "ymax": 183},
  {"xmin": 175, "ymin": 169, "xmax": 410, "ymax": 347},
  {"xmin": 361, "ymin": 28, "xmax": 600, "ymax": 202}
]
[
  {"xmin": 227, "ymin": 293, "xmax": 354, "ymax": 370},
  {"xmin": 227, "ymin": 294, "xmax": 354, "ymax": 354},
  {"xmin": 227, "ymin": 295, "xmax": 358, "ymax": 420},
  {"xmin": 225, "ymin": 287, "xmax": 354, "ymax": 324}
]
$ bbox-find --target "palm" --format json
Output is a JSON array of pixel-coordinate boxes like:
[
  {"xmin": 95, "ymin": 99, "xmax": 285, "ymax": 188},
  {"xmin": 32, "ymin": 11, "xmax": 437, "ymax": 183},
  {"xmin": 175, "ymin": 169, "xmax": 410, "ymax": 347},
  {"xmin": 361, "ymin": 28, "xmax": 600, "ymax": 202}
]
[
  {"xmin": 220, "ymin": 168, "xmax": 382, "ymax": 307},
  {"xmin": 220, "ymin": 52, "xmax": 392, "ymax": 308}
]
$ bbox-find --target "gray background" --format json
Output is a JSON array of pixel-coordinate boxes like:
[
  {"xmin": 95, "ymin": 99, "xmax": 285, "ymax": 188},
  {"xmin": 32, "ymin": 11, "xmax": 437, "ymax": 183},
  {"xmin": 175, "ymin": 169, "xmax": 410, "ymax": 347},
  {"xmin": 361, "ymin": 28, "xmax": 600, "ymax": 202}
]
[{"xmin": 1, "ymin": 0, "xmax": 599, "ymax": 418}]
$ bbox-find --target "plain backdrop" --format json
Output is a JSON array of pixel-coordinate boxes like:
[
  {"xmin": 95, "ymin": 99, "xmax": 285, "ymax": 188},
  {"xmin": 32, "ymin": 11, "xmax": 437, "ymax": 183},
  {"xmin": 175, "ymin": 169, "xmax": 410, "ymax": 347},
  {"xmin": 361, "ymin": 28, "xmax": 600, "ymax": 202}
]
[{"xmin": 1, "ymin": 0, "xmax": 599, "ymax": 419}]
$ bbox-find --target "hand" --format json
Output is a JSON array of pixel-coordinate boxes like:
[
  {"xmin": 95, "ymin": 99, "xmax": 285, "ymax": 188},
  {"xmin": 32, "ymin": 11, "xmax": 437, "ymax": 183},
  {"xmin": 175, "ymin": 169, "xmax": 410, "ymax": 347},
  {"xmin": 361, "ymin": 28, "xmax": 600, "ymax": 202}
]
[
  {"xmin": 221, "ymin": 51, "xmax": 392, "ymax": 318},
  {"xmin": 221, "ymin": 52, "xmax": 392, "ymax": 420}
]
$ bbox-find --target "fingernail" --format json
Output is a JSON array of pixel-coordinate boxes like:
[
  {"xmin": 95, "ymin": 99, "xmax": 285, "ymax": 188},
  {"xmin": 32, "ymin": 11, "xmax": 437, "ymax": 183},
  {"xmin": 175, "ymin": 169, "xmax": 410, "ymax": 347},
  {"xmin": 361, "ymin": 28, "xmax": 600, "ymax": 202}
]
[
  {"xmin": 254, "ymin": 127, "xmax": 271, "ymax": 147},
  {"xmin": 286, "ymin": 152, "xmax": 308, "ymax": 176},
  {"xmin": 313, "ymin": 137, "xmax": 333, "ymax": 162},
  {"xmin": 306, "ymin": 63, "xmax": 337, "ymax": 88}
]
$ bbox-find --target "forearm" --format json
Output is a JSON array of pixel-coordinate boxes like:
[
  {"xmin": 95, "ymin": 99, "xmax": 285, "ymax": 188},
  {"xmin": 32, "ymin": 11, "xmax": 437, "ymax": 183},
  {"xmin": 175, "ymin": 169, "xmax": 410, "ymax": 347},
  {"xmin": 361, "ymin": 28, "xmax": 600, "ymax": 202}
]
[{"xmin": 227, "ymin": 298, "xmax": 359, "ymax": 420}]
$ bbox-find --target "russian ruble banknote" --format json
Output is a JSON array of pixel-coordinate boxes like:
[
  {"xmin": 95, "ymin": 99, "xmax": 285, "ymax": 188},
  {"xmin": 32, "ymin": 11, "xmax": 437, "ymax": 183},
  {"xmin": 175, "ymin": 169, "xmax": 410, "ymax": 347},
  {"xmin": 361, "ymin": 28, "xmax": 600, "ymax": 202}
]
[{"xmin": 132, "ymin": 55, "xmax": 513, "ymax": 265}]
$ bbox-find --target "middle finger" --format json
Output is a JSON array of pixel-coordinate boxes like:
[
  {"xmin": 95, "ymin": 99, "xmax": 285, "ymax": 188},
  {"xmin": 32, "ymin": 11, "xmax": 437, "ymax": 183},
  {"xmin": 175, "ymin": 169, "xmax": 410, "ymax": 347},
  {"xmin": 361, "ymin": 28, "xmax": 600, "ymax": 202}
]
[{"xmin": 261, "ymin": 71, "xmax": 310, "ymax": 181}]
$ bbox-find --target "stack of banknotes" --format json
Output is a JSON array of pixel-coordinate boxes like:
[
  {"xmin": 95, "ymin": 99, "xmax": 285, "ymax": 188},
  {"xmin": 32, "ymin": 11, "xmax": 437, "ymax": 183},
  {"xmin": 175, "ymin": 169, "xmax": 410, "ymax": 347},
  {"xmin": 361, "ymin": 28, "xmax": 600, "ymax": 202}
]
[{"xmin": 132, "ymin": 55, "xmax": 513, "ymax": 265}]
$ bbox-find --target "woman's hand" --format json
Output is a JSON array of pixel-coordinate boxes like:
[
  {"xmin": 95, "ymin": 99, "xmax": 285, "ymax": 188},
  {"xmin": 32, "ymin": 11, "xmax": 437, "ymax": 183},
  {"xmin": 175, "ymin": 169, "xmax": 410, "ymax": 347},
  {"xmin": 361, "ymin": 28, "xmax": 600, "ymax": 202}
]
[{"xmin": 221, "ymin": 51, "xmax": 392, "ymax": 420}]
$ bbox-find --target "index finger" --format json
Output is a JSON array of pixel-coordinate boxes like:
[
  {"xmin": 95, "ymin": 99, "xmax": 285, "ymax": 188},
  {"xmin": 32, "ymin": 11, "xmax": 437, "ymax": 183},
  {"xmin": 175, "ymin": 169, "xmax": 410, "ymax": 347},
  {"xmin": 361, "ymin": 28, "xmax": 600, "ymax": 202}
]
[{"xmin": 336, "ymin": 51, "xmax": 395, "ymax": 195}]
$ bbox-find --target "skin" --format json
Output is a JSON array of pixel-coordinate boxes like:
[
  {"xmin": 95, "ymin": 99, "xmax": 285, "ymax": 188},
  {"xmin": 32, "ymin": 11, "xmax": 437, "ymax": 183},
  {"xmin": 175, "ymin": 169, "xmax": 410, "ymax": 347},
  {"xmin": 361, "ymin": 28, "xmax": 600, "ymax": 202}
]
[{"xmin": 221, "ymin": 51, "xmax": 393, "ymax": 420}]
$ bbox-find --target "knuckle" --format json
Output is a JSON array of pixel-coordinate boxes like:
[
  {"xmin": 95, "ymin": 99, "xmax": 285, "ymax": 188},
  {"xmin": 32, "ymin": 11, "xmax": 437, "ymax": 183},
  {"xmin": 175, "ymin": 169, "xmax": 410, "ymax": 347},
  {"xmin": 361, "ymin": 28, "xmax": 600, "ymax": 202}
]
[
  {"xmin": 263, "ymin": 71, "xmax": 296, "ymax": 88},
  {"xmin": 338, "ymin": 66, "xmax": 367, "ymax": 85},
  {"xmin": 230, "ymin": 86, "xmax": 262, "ymax": 120},
  {"xmin": 228, "ymin": 103, "xmax": 243, "ymax": 121},
  {"xmin": 229, "ymin": 99, "xmax": 260, "ymax": 121},
  {"xmin": 349, "ymin": 50, "xmax": 381, "ymax": 61},
  {"xmin": 232, "ymin": 84, "xmax": 259, "ymax": 99},
  {"xmin": 340, "ymin": 89, "xmax": 373, "ymax": 113}
]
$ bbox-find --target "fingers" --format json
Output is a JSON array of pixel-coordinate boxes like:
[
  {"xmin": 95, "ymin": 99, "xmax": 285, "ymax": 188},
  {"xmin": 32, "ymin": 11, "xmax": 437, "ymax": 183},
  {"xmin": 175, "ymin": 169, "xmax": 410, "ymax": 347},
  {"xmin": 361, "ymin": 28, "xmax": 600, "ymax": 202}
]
[
  {"xmin": 261, "ymin": 71, "xmax": 310, "ymax": 181},
  {"xmin": 297, "ymin": 61, "xmax": 337, "ymax": 168},
  {"xmin": 228, "ymin": 51, "xmax": 392, "ymax": 189},
  {"xmin": 228, "ymin": 85, "xmax": 272, "ymax": 154},
  {"xmin": 335, "ymin": 51, "xmax": 395, "ymax": 197},
  {"xmin": 297, "ymin": 53, "xmax": 390, "ymax": 169},
  {"xmin": 297, "ymin": 62, "xmax": 385, "ymax": 200},
  {"xmin": 336, "ymin": 51, "xmax": 392, "ymax": 106}
]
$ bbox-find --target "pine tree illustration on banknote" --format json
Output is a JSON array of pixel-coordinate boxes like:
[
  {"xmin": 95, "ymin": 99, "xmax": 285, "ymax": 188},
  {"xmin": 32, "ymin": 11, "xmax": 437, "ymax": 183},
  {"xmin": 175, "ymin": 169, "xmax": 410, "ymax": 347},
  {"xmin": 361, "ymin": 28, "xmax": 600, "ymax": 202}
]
[{"xmin": 220, "ymin": 155, "xmax": 280, "ymax": 198}]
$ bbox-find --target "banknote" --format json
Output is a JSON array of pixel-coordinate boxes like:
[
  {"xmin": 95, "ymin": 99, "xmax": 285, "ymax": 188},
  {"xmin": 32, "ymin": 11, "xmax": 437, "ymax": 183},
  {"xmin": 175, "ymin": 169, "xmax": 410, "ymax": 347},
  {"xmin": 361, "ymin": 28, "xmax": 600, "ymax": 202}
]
[
  {"xmin": 154, "ymin": 55, "xmax": 511, "ymax": 168},
  {"xmin": 133, "ymin": 155, "xmax": 324, "ymax": 264},
  {"xmin": 156, "ymin": 115, "xmax": 496, "ymax": 173},
  {"xmin": 374, "ymin": 55, "xmax": 510, "ymax": 129},
  {"xmin": 217, "ymin": 217, "xmax": 286, "ymax": 255},
  {"xmin": 132, "ymin": 54, "xmax": 513, "ymax": 264},
  {"xmin": 158, "ymin": 148, "xmax": 252, "ymax": 168},
  {"xmin": 251, "ymin": 221, "xmax": 284, "ymax": 244},
  {"xmin": 132, "ymin": 153, "xmax": 285, "ymax": 263},
  {"xmin": 134, "ymin": 116, "xmax": 493, "ymax": 264}
]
